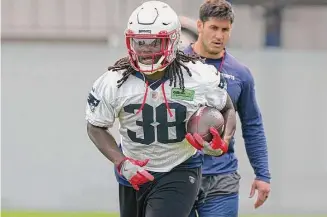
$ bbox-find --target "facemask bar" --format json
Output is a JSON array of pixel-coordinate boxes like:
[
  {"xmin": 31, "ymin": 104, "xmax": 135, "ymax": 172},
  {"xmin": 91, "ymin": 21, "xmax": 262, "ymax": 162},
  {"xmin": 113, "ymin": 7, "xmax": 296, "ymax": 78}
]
[{"xmin": 125, "ymin": 30, "xmax": 178, "ymax": 74}]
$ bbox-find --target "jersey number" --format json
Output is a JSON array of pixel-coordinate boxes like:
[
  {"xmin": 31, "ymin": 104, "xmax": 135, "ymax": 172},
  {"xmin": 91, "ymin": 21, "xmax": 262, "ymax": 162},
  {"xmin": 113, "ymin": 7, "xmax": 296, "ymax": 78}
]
[{"xmin": 123, "ymin": 103, "xmax": 186, "ymax": 145}]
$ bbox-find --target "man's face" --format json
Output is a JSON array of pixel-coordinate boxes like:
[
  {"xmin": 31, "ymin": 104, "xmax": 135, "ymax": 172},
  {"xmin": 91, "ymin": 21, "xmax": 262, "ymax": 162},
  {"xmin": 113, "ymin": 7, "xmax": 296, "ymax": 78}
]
[
  {"xmin": 131, "ymin": 38, "xmax": 164, "ymax": 65},
  {"xmin": 197, "ymin": 17, "xmax": 232, "ymax": 55}
]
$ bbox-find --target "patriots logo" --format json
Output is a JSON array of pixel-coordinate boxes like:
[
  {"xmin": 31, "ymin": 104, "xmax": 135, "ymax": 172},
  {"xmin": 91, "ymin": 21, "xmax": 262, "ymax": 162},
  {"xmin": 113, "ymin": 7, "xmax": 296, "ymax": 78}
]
[
  {"xmin": 218, "ymin": 73, "xmax": 227, "ymax": 90},
  {"xmin": 87, "ymin": 92, "xmax": 100, "ymax": 112}
]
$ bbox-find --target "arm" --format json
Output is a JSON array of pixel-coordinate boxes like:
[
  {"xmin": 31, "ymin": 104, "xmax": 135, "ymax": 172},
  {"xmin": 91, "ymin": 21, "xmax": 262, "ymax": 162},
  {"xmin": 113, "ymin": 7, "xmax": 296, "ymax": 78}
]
[
  {"xmin": 238, "ymin": 68, "xmax": 270, "ymax": 182},
  {"xmin": 85, "ymin": 72, "xmax": 154, "ymax": 190},
  {"xmin": 87, "ymin": 123, "xmax": 124, "ymax": 166},
  {"xmin": 186, "ymin": 67, "xmax": 236, "ymax": 155},
  {"xmin": 220, "ymin": 94, "xmax": 237, "ymax": 146},
  {"xmin": 86, "ymin": 123, "xmax": 153, "ymax": 190},
  {"xmin": 85, "ymin": 73, "xmax": 125, "ymax": 166}
]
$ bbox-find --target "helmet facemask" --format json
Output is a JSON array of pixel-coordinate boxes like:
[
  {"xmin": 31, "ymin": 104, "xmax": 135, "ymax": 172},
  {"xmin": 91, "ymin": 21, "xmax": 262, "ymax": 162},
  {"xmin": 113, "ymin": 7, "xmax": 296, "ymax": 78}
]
[{"xmin": 126, "ymin": 30, "xmax": 179, "ymax": 75}]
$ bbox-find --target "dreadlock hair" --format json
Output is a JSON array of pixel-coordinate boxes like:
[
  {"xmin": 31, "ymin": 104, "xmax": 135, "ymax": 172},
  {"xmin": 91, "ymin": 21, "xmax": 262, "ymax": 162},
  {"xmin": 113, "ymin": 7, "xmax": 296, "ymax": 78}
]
[{"xmin": 108, "ymin": 51, "xmax": 201, "ymax": 91}]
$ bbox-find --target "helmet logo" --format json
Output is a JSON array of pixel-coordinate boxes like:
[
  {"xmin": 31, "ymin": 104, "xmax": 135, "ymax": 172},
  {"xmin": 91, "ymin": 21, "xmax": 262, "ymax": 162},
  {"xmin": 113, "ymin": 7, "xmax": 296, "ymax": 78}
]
[
  {"xmin": 139, "ymin": 29, "xmax": 151, "ymax": 34},
  {"xmin": 170, "ymin": 32, "xmax": 177, "ymax": 40}
]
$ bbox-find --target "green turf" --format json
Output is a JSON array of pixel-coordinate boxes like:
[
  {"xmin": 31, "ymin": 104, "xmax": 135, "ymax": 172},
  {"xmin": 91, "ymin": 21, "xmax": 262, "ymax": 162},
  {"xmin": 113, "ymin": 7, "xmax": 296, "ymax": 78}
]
[
  {"xmin": 2, "ymin": 212, "xmax": 327, "ymax": 217},
  {"xmin": 1, "ymin": 212, "xmax": 115, "ymax": 217}
]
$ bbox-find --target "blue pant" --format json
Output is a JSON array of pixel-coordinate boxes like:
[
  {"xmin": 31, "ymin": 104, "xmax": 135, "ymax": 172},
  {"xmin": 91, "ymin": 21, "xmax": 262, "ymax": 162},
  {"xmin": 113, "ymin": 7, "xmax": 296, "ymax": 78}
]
[
  {"xmin": 189, "ymin": 172, "xmax": 241, "ymax": 217},
  {"xmin": 189, "ymin": 193, "xmax": 239, "ymax": 217}
]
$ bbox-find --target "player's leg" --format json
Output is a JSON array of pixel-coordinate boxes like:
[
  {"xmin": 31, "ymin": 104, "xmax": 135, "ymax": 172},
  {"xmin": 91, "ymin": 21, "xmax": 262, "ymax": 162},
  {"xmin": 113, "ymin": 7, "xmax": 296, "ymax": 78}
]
[
  {"xmin": 196, "ymin": 172, "xmax": 241, "ymax": 217},
  {"xmin": 188, "ymin": 180, "xmax": 206, "ymax": 217},
  {"xmin": 145, "ymin": 167, "xmax": 201, "ymax": 217},
  {"xmin": 119, "ymin": 184, "xmax": 141, "ymax": 217}
]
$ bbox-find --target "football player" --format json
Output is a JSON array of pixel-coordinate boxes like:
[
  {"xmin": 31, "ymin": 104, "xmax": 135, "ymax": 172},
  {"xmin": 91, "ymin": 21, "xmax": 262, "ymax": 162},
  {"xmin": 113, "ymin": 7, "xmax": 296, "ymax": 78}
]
[
  {"xmin": 85, "ymin": 1, "xmax": 236, "ymax": 217},
  {"xmin": 183, "ymin": 1, "xmax": 271, "ymax": 217}
]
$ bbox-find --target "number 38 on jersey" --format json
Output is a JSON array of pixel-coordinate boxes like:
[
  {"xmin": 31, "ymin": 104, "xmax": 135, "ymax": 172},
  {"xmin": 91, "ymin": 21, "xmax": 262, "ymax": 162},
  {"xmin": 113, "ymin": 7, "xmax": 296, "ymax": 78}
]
[{"xmin": 124, "ymin": 102, "xmax": 186, "ymax": 145}]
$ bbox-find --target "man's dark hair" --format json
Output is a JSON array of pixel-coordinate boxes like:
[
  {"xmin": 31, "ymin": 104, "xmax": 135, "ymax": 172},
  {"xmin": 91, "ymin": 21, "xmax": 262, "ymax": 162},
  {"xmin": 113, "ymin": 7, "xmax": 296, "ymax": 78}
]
[
  {"xmin": 108, "ymin": 51, "xmax": 200, "ymax": 90},
  {"xmin": 199, "ymin": 0, "xmax": 234, "ymax": 24}
]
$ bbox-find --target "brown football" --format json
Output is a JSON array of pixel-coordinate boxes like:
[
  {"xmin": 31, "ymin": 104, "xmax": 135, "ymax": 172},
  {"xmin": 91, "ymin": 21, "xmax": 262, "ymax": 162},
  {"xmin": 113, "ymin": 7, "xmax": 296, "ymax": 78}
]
[{"xmin": 187, "ymin": 106, "xmax": 225, "ymax": 142}]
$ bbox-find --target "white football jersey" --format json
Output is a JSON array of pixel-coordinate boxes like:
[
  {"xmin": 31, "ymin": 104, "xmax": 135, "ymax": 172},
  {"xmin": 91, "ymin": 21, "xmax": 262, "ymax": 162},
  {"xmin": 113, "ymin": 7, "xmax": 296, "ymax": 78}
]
[{"xmin": 85, "ymin": 61, "xmax": 227, "ymax": 172}]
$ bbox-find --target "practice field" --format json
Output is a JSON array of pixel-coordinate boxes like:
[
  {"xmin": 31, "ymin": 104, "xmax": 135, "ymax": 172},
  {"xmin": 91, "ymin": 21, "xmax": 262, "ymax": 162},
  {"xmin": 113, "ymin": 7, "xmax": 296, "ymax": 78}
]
[{"xmin": 2, "ymin": 212, "xmax": 327, "ymax": 217}]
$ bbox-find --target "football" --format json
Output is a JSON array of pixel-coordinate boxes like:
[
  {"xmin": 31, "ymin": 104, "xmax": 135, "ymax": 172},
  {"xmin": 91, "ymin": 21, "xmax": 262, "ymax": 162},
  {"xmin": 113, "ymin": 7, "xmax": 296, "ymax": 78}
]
[{"xmin": 187, "ymin": 106, "xmax": 225, "ymax": 142}]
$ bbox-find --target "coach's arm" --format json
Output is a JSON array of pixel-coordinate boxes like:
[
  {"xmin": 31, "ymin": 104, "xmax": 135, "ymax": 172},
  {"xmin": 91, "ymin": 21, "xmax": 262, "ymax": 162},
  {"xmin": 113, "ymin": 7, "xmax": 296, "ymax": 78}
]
[{"xmin": 238, "ymin": 68, "xmax": 270, "ymax": 183}]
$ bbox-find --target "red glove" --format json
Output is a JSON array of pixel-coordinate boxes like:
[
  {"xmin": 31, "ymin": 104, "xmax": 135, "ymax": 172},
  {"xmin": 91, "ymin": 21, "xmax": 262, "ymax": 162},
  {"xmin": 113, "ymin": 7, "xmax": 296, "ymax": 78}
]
[
  {"xmin": 185, "ymin": 127, "xmax": 228, "ymax": 156},
  {"xmin": 117, "ymin": 157, "xmax": 154, "ymax": 191}
]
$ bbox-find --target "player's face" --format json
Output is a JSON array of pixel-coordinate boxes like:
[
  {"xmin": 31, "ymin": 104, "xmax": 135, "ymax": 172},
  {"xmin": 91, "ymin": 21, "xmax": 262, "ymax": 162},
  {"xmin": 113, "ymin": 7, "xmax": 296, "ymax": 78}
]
[
  {"xmin": 131, "ymin": 38, "xmax": 165, "ymax": 65},
  {"xmin": 197, "ymin": 17, "xmax": 231, "ymax": 55}
]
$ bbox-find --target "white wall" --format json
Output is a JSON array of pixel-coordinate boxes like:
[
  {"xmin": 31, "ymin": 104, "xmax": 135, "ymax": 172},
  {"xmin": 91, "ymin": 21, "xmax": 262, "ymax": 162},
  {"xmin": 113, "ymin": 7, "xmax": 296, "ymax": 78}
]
[
  {"xmin": 282, "ymin": 6, "xmax": 327, "ymax": 50},
  {"xmin": 2, "ymin": 0, "xmax": 327, "ymax": 49},
  {"xmin": 1, "ymin": 41, "xmax": 327, "ymax": 214}
]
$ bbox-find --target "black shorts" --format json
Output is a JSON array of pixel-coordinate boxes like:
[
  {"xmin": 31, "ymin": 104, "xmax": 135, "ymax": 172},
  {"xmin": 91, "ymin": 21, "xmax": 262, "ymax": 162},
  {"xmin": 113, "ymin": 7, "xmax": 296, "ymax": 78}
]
[{"xmin": 119, "ymin": 166, "xmax": 201, "ymax": 217}]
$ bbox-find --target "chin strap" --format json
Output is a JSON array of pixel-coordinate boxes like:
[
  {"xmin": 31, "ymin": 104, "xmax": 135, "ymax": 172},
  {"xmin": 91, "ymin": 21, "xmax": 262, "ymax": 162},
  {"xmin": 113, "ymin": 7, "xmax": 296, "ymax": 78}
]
[{"xmin": 136, "ymin": 81, "xmax": 149, "ymax": 115}]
